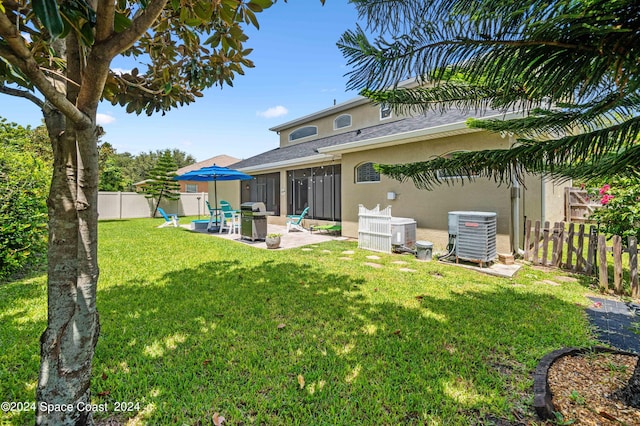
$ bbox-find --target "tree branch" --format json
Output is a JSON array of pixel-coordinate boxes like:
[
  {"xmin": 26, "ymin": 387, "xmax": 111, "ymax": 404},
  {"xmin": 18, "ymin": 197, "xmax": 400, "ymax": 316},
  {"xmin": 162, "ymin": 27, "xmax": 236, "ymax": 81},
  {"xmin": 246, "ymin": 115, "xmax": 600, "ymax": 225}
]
[
  {"xmin": 0, "ymin": 13, "xmax": 90, "ymax": 127},
  {"xmin": 97, "ymin": 0, "xmax": 169, "ymax": 59},
  {"xmin": 0, "ymin": 84, "xmax": 45, "ymax": 108},
  {"xmin": 95, "ymin": 0, "xmax": 115, "ymax": 43},
  {"xmin": 77, "ymin": 0, "xmax": 169, "ymax": 115}
]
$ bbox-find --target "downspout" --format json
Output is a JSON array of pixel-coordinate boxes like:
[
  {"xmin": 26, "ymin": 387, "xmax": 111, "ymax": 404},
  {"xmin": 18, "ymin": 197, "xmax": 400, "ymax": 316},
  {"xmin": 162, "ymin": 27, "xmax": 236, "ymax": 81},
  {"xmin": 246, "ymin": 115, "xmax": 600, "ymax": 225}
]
[
  {"xmin": 509, "ymin": 134, "xmax": 522, "ymax": 255},
  {"xmin": 511, "ymin": 168, "xmax": 521, "ymax": 254},
  {"xmin": 541, "ymin": 175, "xmax": 547, "ymax": 225}
]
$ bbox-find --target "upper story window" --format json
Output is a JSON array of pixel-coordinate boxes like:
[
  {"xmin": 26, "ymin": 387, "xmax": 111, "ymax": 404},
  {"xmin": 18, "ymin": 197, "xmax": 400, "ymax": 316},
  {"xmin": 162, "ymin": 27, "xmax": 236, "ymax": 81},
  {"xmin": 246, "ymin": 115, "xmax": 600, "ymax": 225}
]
[
  {"xmin": 289, "ymin": 126, "xmax": 318, "ymax": 142},
  {"xmin": 185, "ymin": 184, "xmax": 198, "ymax": 193},
  {"xmin": 355, "ymin": 162, "xmax": 380, "ymax": 183},
  {"xmin": 334, "ymin": 114, "xmax": 352, "ymax": 130},
  {"xmin": 380, "ymin": 103, "xmax": 392, "ymax": 120}
]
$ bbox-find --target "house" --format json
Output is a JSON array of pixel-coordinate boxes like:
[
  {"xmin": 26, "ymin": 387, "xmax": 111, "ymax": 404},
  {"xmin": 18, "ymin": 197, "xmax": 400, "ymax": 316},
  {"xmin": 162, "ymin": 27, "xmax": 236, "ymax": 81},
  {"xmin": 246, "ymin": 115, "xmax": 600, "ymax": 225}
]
[
  {"xmin": 232, "ymin": 89, "xmax": 567, "ymax": 254},
  {"xmin": 175, "ymin": 154, "xmax": 240, "ymax": 193}
]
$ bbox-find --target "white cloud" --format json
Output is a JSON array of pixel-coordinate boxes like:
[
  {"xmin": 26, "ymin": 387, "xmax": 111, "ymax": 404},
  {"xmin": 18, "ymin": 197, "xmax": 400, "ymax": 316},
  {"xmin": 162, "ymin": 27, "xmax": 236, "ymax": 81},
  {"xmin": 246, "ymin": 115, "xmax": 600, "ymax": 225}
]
[
  {"xmin": 111, "ymin": 67, "xmax": 132, "ymax": 75},
  {"xmin": 96, "ymin": 113, "xmax": 116, "ymax": 125},
  {"xmin": 256, "ymin": 105, "xmax": 288, "ymax": 118}
]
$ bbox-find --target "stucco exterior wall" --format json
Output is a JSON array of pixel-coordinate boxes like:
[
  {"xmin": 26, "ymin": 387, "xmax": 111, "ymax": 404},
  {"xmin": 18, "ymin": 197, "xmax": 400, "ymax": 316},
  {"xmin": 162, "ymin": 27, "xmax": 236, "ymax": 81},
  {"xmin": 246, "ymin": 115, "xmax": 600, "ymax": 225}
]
[
  {"xmin": 208, "ymin": 181, "xmax": 242, "ymax": 210},
  {"xmin": 339, "ymin": 132, "xmax": 519, "ymax": 253},
  {"xmin": 279, "ymin": 102, "xmax": 405, "ymax": 148}
]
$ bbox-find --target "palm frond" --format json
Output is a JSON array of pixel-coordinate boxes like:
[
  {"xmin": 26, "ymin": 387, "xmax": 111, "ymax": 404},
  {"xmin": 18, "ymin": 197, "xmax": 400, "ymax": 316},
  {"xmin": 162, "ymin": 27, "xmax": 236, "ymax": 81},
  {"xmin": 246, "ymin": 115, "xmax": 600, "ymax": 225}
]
[{"xmin": 341, "ymin": 0, "xmax": 640, "ymax": 186}]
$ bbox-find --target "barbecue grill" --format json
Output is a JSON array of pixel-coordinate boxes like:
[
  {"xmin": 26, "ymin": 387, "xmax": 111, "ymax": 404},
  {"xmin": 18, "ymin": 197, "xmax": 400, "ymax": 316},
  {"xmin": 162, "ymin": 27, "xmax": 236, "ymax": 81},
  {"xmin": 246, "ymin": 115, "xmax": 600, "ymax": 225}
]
[{"xmin": 240, "ymin": 202, "xmax": 273, "ymax": 241}]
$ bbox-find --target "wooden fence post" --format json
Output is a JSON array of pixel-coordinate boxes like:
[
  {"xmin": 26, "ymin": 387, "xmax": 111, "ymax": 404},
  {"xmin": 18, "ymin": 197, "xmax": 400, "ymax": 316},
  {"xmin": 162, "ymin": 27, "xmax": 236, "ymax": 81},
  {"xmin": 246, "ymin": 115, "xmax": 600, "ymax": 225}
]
[
  {"xmin": 524, "ymin": 219, "xmax": 532, "ymax": 262},
  {"xmin": 575, "ymin": 224, "xmax": 585, "ymax": 272},
  {"xmin": 551, "ymin": 222, "xmax": 562, "ymax": 267},
  {"xmin": 586, "ymin": 226, "xmax": 598, "ymax": 275},
  {"xmin": 542, "ymin": 221, "xmax": 550, "ymax": 266},
  {"xmin": 566, "ymin": 223, "xmax": 575, "ymax": 270},
  {"xmin": 598, "ymin": 235, "xmax": 608, "ymax": 290},
  {"xmin": 629, "ymin": 236, "xmax": 638, "ymax": 298},
  {"xmin": 612, "ymin": 236, "xmax": 623, "ymax": 294},
  {"xmin": 533, "ymin": 220, "xmax": 541, "ymax": 265}
]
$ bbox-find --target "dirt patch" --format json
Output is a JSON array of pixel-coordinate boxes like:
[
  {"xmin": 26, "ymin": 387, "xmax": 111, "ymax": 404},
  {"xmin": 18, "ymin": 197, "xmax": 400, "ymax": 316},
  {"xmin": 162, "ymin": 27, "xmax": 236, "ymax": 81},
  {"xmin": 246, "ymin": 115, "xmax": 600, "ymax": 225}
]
[{"xmin": 548, "ymin": 352, "xmax": 640, "ymax": 425}]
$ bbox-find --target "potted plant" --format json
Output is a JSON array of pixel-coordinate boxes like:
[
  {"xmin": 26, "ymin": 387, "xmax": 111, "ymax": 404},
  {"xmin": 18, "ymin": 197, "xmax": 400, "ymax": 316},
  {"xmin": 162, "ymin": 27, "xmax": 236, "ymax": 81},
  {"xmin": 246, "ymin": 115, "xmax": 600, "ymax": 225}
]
[{"xmin": 265, "ymin": 233, "xmax": 281, "ymax": 249}]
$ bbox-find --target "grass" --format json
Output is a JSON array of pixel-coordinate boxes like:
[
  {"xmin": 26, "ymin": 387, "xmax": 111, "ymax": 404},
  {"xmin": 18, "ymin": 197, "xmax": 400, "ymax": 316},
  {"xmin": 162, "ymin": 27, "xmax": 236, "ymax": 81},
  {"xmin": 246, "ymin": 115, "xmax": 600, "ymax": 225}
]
[{"xmin": 0, "ymin": 218, "xmax": 600, "ymax": 425}]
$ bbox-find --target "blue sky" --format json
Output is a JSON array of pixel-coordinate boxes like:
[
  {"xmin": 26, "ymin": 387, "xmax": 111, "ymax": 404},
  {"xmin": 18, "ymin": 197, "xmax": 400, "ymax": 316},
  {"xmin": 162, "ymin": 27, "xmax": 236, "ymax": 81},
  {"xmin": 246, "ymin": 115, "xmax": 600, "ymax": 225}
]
[{"xmin": 0, "ymin": 1, "xmax": 365, "ymax": 161}]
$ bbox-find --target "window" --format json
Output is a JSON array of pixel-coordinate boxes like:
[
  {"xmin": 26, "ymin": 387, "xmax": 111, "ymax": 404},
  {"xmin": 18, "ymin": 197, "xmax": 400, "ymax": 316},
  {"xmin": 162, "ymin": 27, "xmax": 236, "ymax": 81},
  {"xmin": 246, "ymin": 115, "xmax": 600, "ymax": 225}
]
[
  {"xmin": 355, "ymin": 162, "xmax": 380, "ymax": 183},
  {"xmin": 437, "ymin": 151, "xmax": 479, "ymax": 179},
  {"xmin": 241, "ymin": 172, "xmax": 281, "ymax": 216},
  {"xmin": 287, "ymin": 165, "xmax": 341, "ymax": 221},
  {"xmin": 289, "ymin": 126, "xmax": 318, "ymax": 142},
  {"xmin": 185, "ymin": 184, "xmax": 198, "ymax": 193},
  {"xmin": 380, "ymin": 103, "xmax": 392, "ymax": 120},
  {"xmin": 334, "ymin": 114, "xmax": 352, "ymax": 129}
]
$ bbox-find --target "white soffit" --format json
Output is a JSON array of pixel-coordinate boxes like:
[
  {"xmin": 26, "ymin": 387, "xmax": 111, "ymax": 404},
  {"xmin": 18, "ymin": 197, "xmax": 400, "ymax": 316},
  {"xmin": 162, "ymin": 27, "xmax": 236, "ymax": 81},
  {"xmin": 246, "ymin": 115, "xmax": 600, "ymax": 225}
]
[{"xmin": 236, "ymin": 153, "xmax": 336, "ymax": 174}]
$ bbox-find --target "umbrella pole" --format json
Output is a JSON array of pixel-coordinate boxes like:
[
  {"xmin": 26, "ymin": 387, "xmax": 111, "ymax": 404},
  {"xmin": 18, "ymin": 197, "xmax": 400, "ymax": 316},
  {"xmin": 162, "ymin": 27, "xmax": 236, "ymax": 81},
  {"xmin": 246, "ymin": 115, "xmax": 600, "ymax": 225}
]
[{"xmin": 214, "ymin": 180, "xmax": 218, "ymax": 229}]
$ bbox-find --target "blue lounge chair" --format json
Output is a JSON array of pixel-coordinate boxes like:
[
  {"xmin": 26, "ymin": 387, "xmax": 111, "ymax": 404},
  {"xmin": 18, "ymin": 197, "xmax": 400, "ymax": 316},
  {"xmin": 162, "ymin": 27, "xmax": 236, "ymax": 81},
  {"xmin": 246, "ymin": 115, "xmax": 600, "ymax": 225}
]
[
  {"xmin": 286, "ymin": 206, "xmax": 309, "ymax": 232},
  {"xmin": 157, "ymin": 207, "xmax": 179, "ymax": 228}
]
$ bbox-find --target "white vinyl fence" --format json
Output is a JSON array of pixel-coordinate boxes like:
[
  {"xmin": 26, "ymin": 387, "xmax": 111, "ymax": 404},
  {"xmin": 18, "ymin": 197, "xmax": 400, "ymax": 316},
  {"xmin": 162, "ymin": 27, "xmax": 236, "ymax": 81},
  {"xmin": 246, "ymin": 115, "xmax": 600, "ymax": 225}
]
[
  {"xmin": 358, "ymin": 204, "xmax": 392, "ymax": 253},
  {"xmin": 98, "ymin": 192, "xmax": 208, "ymax": 220}
]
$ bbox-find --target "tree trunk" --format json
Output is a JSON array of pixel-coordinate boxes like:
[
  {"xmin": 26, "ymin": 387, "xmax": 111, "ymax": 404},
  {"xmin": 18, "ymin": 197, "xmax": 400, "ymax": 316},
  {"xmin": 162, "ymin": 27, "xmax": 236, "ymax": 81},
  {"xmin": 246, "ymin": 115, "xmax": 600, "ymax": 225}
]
[
  {"xmin": 613, "ymin": 357, "xmax": 640, "ymax": 409},
  {"xmin": 36, "ymin": 103, "xmax": 101, "ymax": 426}
]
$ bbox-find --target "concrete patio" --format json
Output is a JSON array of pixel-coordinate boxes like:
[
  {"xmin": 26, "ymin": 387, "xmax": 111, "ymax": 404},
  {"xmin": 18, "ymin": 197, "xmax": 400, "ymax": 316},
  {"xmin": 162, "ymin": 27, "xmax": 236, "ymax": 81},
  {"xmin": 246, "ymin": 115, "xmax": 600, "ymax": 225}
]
[{"xmin": 185, "ymin": 223, "xmax": 346, "ymax": 249}]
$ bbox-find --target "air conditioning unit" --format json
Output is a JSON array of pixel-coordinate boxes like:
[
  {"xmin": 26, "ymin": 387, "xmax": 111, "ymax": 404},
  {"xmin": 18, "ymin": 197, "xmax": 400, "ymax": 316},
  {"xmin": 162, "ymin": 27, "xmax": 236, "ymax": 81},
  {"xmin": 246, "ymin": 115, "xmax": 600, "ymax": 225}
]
[
  {"xmin": 390, "ymin": 217, "xmax": 416, "ymax": 248},
  {"xmin": 448, "ymin": 211, "xmax": 497, "ymax": 265}
]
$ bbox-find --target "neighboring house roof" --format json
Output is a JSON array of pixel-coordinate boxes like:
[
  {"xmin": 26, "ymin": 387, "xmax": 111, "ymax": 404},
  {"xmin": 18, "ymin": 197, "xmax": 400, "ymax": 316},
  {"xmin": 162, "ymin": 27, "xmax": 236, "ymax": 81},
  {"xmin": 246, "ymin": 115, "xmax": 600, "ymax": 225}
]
[
  {"xmin": 235, "ymin": 109, "xmax": 521, "ymax": 173},
  {"xmin": 133, "ymin": 178, "xmax": 151, "ymax": 187},
  {"xmin": 176, "ymin": 154, "xmax": 240, "ymax": 175}
]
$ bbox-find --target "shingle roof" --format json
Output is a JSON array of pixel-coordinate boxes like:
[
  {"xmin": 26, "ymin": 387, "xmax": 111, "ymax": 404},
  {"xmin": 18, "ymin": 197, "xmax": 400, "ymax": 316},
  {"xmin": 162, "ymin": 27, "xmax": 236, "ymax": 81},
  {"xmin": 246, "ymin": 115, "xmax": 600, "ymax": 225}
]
[
  {"xmin": 177, "ymin": 154, "xmax": 240, "ymax": 174},
  {"xmin": 234, "ymin": 108, "xmax": 506, "ymax": 170}
]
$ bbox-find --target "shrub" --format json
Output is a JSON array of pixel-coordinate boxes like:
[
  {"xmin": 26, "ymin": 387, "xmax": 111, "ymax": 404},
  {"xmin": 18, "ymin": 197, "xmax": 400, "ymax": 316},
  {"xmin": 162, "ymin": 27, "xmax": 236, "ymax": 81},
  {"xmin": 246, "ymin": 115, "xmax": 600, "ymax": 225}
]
[
  {"xmin": 0, "ymin": 120, "xmax": 50, "ymax": 281},
  {"xmin": 588, "ymin": 177, "xmax": 640, "ymax": 241}
]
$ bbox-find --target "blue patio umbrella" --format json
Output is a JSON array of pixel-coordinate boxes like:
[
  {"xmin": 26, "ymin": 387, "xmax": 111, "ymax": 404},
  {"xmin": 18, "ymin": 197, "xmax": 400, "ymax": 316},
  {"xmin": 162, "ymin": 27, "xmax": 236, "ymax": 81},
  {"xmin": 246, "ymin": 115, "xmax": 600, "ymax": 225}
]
[{"xmin": 175, "ymin": 164, "xmax": 252, "ymax": 209}]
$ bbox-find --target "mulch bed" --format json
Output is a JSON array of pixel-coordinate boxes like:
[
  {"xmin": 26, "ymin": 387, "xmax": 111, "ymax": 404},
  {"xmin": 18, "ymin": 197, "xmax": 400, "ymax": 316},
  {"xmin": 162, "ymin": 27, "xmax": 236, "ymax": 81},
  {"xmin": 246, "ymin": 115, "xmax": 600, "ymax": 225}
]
[{"xmin": 547, "ymin": 351, "xmax": 640, "ymax": 425}]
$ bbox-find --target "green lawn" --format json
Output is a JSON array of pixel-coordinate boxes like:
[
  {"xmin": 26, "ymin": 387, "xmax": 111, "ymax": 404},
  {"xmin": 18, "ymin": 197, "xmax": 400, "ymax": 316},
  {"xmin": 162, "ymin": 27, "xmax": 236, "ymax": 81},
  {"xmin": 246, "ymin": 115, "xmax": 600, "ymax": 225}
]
[{"xmin": 1, "ymin": 218, "xmax": 599, "ymax": 425}]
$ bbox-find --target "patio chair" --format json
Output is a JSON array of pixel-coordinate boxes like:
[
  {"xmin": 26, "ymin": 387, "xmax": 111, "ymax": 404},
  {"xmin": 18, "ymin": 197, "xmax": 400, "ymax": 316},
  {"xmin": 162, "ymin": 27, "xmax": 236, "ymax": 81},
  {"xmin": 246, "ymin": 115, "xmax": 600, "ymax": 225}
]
[
  {"xmin": 157, "ymin": 207, "xmax": 179, "ymax": 228},
  {"xmin": 218, "ymin": 200, "xmax": 240, "ymax": 234},
  {"xmin": 286, "ymin": 206, "xmax": 309, "ymax": 233},
  {"xmin": 206, "ymin": 200, "xmax": 215, "ymax": 215},
  {"xmin": 310, "ymin": 223, "xmax": 342, "ymax": 235},
  {"xmin": 205, "ymin": 200, "xmax": 220, "ymax": 230}
]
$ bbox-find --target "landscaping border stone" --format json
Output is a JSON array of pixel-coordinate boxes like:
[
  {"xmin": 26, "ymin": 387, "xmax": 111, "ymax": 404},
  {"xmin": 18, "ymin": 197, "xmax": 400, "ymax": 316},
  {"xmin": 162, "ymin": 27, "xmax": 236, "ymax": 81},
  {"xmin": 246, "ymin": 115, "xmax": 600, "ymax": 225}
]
[{"xmin": 533, "ymin": 346, "xmax": 638, "ymax": 420}]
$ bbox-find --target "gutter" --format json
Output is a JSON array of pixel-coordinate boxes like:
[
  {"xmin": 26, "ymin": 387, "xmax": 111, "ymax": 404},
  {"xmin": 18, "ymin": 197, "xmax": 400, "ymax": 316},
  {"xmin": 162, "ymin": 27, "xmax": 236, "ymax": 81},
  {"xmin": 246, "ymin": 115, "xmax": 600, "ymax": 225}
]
[
  {"xmin": 235, "ymin": 153, "xmax": 337, "ymax": 174},
  {"xmin": 318, "ymin": 123, "xmax": 477, "ymax": 155},
  {"xmin": 318, "ymin": 111, "xmax": 525, "ymax": 155}
]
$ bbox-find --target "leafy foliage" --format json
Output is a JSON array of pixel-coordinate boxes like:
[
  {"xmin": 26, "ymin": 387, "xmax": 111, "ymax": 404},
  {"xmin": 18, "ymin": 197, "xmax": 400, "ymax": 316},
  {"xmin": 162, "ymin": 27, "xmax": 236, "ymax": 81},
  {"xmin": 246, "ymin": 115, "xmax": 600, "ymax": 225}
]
[
  {"xmin": 2, "ymin": 0, "xmax": 277, "ymax": 115},
  {"xmin": 338, "ymin": 0, "xmax": 640, "ymax": 187},
  {"xmin": 0, "ymin": 119, "xmax": 49, "ymax": 281},
  {"xmin": 143, "ymin": 151, "xmax": 181, "ymax": 216},
  {"xmin": 98, "ymin": 158, "xmax": 127, "ymax": 191},
  {"xmin": 588, "ymin": 177, "xmax": 640, "ymax": 240},
  {"xmin": 98, "ymin": 144, "xmax": 195, "ymax": 191}
]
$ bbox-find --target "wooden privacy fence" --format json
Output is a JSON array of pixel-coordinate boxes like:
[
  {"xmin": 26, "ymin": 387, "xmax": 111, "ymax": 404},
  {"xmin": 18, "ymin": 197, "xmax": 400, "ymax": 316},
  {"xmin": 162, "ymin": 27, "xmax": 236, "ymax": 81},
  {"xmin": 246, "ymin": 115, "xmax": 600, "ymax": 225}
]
[
  {"xmin": 565, "ymin": 187, "xmax": 602, "ymax": 222},
  {"xmin": 524, "ymin": 219, "xmax": 638, "ymax": 297}
]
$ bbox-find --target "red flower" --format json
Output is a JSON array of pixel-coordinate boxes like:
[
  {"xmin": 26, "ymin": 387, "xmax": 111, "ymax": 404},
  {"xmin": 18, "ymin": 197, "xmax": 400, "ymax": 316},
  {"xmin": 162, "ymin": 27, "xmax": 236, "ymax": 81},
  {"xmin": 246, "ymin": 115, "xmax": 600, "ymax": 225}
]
[
  {"xmin": 601, "ymin": 194, "xmax": 614, "ymax": 205},
  {"xmin": 599, "ymin": 184, "xmax": 611, "ymax": 195}
]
